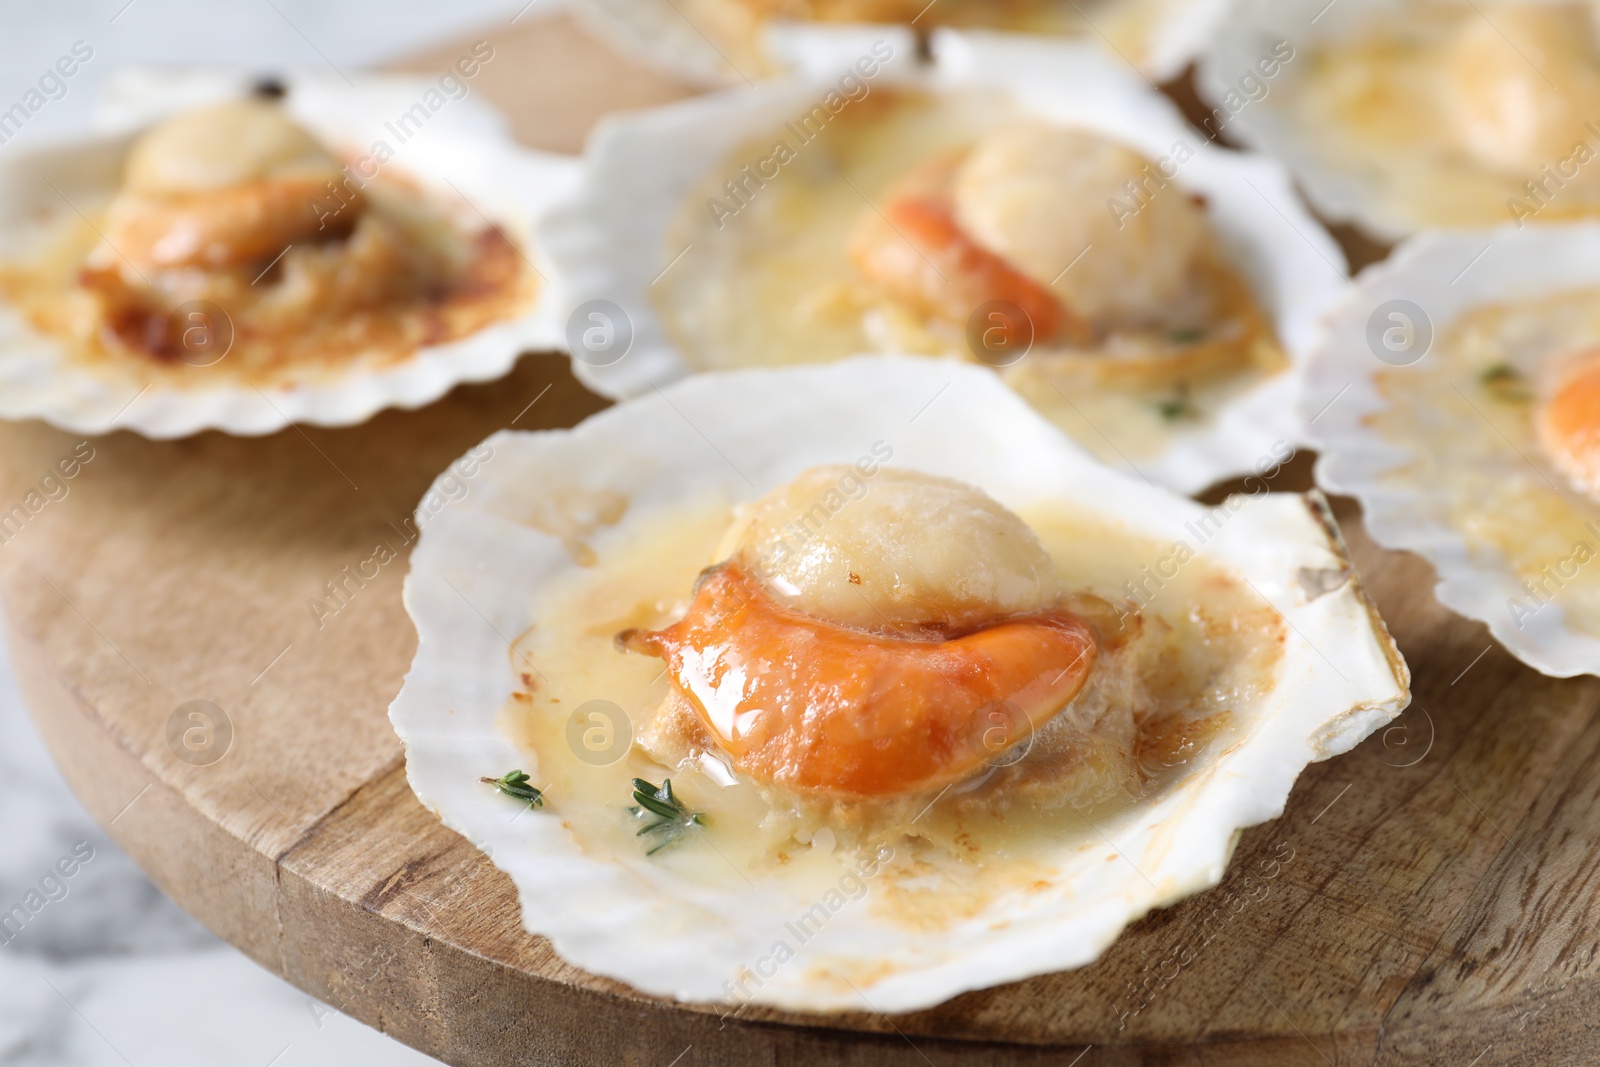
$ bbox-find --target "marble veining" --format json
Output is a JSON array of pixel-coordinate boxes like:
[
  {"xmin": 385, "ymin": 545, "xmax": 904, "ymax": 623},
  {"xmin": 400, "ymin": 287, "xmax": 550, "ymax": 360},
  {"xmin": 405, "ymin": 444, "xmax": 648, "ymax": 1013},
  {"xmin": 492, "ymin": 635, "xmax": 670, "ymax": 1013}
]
[{"xmin": 1, "ymin": 3, "xmax": 557, "ymax": 1062}]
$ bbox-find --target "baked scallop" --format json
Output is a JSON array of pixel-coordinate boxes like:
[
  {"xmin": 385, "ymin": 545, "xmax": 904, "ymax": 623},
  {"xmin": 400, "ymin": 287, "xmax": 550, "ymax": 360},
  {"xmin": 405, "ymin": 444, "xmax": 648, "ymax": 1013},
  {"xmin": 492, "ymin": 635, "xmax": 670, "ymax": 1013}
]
[
  {"xmin": 571, "ymin": 0, "xmax": 1231, "ymax": 84},
  {"xmin": 0, "ymin": 69, "xmax": 576, "ymax": 437},
  {"xmin": 539, "ymin": 31, "xmax": 1347, "ymax": 493},
  {"xmin": 1305, "ymin": 222, "xmax": 1600, "ymax": 677},
  {"xmin": 390, "ymin": 356, "xmax": 1409, "ymax": 1011},
  {"xmin": 1201, "ymin": 0, "xmax": 1600, "ymax": 238}
]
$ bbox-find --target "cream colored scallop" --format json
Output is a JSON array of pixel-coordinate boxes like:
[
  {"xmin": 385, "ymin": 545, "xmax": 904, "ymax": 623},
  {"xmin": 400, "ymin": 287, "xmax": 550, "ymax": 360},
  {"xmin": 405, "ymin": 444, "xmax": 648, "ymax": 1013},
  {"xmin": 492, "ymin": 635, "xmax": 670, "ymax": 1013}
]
[
  {"xmin": 718, "ymin": 465, "xmax": 1059, "ymax": 632},
  {"xmin": 952, "ymin": 121, "xmax": 1205, "ymax": 327},
  {"xmin": 1440, "ymin": 4, "xmax": 1600, "ymax": 177},
  {"xmin": 121, "ymin": 99, "xmax": 342, "ymax": 195}
]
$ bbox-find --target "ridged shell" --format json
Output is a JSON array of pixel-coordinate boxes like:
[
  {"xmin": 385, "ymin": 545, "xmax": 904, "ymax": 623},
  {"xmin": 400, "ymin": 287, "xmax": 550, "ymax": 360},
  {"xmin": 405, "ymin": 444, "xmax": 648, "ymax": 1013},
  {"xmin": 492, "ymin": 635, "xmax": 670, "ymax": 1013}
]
[
  {"xmin": 569, "ymin": 0, "xmax": 1230, "ymax": 85},
  {"xmin": 1304, "ymin": 223, "xmax": 1600, "ymax": 677},
  {"xmin": 1196, "ymin": 0, "xmax": 1570, "ymax": 239},
  {"xmin": 0, "ymin": 68, "xmax": 578, "ymax": 439},
  {"xmin": 390, "ymin": 355, "xmax": 1409, "ymax": 1012},
  {"xmin": 538, "ymin": 29, "xmax": 1349, "ymax": 494}
]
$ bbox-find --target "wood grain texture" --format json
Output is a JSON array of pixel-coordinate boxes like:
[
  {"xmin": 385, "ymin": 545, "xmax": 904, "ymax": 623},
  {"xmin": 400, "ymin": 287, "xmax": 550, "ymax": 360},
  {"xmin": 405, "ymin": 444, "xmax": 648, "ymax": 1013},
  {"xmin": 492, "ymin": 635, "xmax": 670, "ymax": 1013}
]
[{"xmin": 2, "ymin": 13, "xmax": 1597, "ymax": 1065}]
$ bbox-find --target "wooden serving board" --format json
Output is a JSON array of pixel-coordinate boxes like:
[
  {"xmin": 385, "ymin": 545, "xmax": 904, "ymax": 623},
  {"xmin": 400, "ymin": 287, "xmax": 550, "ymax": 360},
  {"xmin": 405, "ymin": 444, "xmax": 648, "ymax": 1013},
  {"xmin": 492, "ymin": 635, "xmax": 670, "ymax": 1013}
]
[{"xmin": 3, "ymin": 13, "xmax": 1599, "ymax": 1066}]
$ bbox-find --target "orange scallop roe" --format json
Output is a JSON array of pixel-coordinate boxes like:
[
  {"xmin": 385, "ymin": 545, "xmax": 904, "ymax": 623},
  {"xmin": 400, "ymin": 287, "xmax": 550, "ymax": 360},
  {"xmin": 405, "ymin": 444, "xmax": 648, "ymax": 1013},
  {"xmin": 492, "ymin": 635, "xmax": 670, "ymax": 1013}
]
[
  {"xmin": 106, "ymin": 174, "xmax": 362, "ymax": 274},
  {"xmin": 1537, "ymin": 347, "xmax": 1600, "ymax": 499},
  {"xmin": 850, "ymin": 184, "xmax": 1091, "ymax": 350},
  {"xmin": 618, "ymin": 564, "xmax": 1097, "ymax": 798}
]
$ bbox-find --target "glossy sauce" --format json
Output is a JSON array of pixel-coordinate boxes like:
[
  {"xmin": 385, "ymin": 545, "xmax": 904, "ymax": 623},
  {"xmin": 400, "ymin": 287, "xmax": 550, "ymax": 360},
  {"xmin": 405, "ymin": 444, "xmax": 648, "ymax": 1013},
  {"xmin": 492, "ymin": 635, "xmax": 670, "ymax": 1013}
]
[
  {"xmin": 1370, "ymin": 286, "xmax": 1600, "ymax": 635},
  {"xmin": 655, "ymin": 89, "xmax": 1287, "ymax": 465},
  {"xmin": 679, "ymin": 0, "xmax": 1204, "ymax": 76},
  {"xmin": 619, "ymin": 563, "xmax": 1098, "ymax": 796},
  {"xmin": 0, "ymin": 171, "xmax": 536, "ymax": 387},
  {"xmin": 1287, "ymin": 4, "xmax": 1600, "ymax": 228},
  {"xmin": 499, "ymin": 490, "xmax": 1285, "ymax": 929}
]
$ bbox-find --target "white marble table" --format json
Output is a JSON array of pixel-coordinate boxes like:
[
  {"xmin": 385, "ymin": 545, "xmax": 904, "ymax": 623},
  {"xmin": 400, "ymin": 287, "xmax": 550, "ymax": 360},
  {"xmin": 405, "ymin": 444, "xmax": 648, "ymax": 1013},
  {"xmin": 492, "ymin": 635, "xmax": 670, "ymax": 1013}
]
[
  {"xmin": 0, "ymin": 2, "xmax": 556, "ymax": 1062},
  {"xmin": 0, "ymin": 640, "xmax": 442, "ymax": 1066}
]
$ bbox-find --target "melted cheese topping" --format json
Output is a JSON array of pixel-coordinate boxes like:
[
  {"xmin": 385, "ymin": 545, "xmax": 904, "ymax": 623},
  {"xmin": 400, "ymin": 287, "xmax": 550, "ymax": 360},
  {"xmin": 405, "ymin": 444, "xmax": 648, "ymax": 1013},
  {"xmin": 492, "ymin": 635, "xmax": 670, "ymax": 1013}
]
[
  {"xmin": 1370, "ymin": 286, "xmax": 1600, "ymax": 636},
  {"xmin": 1286, "ymin": 2, "xmax": 1600, "ymax": 228},
  {"xmin": 670, "ymin": 0, "xmax": 1205, "ymax": 77},
  {"xmin": 0, "ymin": 103, "xmax": 536, "ymax": 386},
  {"xmin": 500, "ymin": 486, "xmax": 1284, "ymax": 928},
  {"xmin": 655, "ymin": 90, "xmax": 1287, "ymax": 466}
]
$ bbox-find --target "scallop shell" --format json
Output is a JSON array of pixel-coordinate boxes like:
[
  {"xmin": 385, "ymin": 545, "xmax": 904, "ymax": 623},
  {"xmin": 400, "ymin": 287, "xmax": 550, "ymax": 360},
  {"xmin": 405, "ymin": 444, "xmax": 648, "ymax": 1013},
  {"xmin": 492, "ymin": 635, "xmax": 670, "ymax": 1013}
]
[
  {"xmin": 1303, "ymin": 222, "xmax": 1600, "ymax": 678},
  {"xmin": 1196, "ymin": 0, "xmax": 1578, "ymax": 240},
  {"xmin": 537, "ymin": 28, "xmax": 1349, "ymax": 494},
  {"xmin": 0, "ymin": 69, "xmax": 578, "ymax": 439},
  {"xmin": 1196, "ymin": 0, "xmax": 1405, "ymax": 239},
  {"xmin": 569, "ymin": 0, "xmax": 1231, "ymax": 85},
  {"xmin": 390, "ymin": 355, "xmax": 1409, "ymax": 1012}
]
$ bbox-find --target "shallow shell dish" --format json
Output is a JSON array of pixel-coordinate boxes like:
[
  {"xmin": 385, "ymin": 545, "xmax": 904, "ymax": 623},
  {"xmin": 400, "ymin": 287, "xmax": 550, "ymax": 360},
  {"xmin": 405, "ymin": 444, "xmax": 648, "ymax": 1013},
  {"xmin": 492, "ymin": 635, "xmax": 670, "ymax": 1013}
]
[
  {"xmin": 1200, "ymin": 0, "xmax": 1600, "ymax": 239},
  {"xmin": 539, "ymin": 30, "xmax": 1348, "ymax": 494},
  {"xmin": 390, "ymin": 355, "xmax": 1409, "ymax": 1012},
  {"xmin": 1304, "ymin": 223, "xmax": 1600, "ymax": 678},
  {"xmin": 570, "ymin": 0, "xmax": 1231, "ymax": 85},
  {"xmin": 0, "ymin": 68, "xmax": 578, "ymax": 439}
]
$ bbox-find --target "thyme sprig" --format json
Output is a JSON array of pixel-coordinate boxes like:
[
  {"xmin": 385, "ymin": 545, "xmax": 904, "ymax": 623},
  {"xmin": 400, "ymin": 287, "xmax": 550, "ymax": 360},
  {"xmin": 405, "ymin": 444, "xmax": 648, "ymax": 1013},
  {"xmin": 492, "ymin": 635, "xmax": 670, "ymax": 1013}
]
[
  {"xmin": 630, "ymin": 777, "xmax": 705, "ymax": 856},
  {"xmin": 481, "ymin": 769, "xmax": 544, "ymax": 809}
]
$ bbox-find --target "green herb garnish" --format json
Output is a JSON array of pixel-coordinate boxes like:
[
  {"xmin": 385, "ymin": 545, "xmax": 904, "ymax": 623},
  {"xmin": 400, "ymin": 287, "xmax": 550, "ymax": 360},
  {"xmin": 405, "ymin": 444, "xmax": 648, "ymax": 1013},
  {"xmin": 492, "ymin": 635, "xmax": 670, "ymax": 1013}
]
[
  {"xmin": 481, "ymin": 769, "xmax": 544, "ymax": 809},
  {"xmin": 1480, "ymin": 362, "xmax": 1532, "ymax": 402},
  {"xmin": 1155, "ymin": 383, "xmax": 1199, "ymax": 422},
  {"xmin": 1168, "ymin": 326, "xmax": 1207, "ymax": 344},
  {"xmin": 629, "ymin": 777, "xmax": 705, "ymax": 856}
]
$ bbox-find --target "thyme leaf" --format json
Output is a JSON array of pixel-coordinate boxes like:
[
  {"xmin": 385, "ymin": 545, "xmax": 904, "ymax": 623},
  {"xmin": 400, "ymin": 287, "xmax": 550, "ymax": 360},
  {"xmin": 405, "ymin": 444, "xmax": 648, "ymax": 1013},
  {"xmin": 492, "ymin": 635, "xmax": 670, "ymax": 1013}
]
[
  {"xmin": 1168, "ymin": 326, "xmax": 1207, "ymax": 344},
  {"xmin": 1155, "ymin": 383, "xmax": 1199, "ymax": 422},
  {"xmin": 481, "ymin": 769, "xmax": 544, "ymax": 809},
  {"xmin": 1480, "ymin": 362, "xmax": 1532, "ymax": 402},
  {"xmin": 629, "ymin": 777, "xmax": 705, "ymax": 856}
]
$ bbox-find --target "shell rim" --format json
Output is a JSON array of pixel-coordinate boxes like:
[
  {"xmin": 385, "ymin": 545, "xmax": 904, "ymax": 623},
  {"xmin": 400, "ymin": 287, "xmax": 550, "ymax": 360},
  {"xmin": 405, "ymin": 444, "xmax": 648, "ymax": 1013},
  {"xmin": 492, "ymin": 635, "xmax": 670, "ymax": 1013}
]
[
  {"xmin": 568, "ymin": 0, "xmax": 1233, "ymax": 85},
  {"xmin": 1302, "ymin": 221, "xmax": 1600, "ymax": 678},
  {"xmin": 388, "ymin": 355, "xmax": 1410, "ymax": 1014},
  {"xmin": 0, "ymin": 68, "xmax": 579, "ymax": 440},
  {"xmin": 1194, "ymin": 0, "xmax": 1537, "ymax": 241},
  {"xmin": 535, "ymin": 27, "xmax": 1349, "ymax": 494}
]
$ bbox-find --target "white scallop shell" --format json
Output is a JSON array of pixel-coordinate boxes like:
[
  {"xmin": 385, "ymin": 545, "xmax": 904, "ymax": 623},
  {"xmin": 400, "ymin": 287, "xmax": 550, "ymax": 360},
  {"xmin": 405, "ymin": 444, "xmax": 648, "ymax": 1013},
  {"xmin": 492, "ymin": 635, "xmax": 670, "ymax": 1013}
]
[
  {"xmin": 1303, "ymin": 223, "xmax": 1600, "ymax": 678},
  {"xmin": 390, "ymin": 355, "xmax": 1409, "ymax": 1013},
  {"xmin": 1196, "ymin": 0, "xmax": 1493, "ymax": 240},
  {"xmin": 538, "ymin": 29, "xmax": 1349, "ymax": 494},
  {"xmin": 569, "ymin": 0, "xmax": 1231, "ymax": 85},
  {"xmin": 0, "ymin": 69, "xmax": 579, "ymax": 439}
]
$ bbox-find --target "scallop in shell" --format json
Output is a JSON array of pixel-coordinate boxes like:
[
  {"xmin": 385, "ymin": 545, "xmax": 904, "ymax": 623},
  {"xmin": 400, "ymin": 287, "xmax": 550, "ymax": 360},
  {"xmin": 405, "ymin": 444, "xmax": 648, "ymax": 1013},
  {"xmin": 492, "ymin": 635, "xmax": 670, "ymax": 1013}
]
[
  {"xmin": 1304, "ymin": 222, "xmax": 1600, "ymax": 677},
  {"xmin": 538, "ymin": 30, "xmax": 1348, "ymax": 494},
  {"xmin": 0, "ymin": 68, "xmax": 577, "ymax": 438},
  {"xmin": 569, "ymin": 0, "xmax": 1232, "ymax": 85},
  {"xmin": 389, "ymin": 355, "xmax": 1409, "ymax": 1012},
  {"xmin": 1199, "ymin": 0, "xmax": 1600, "ymax": 239}
]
